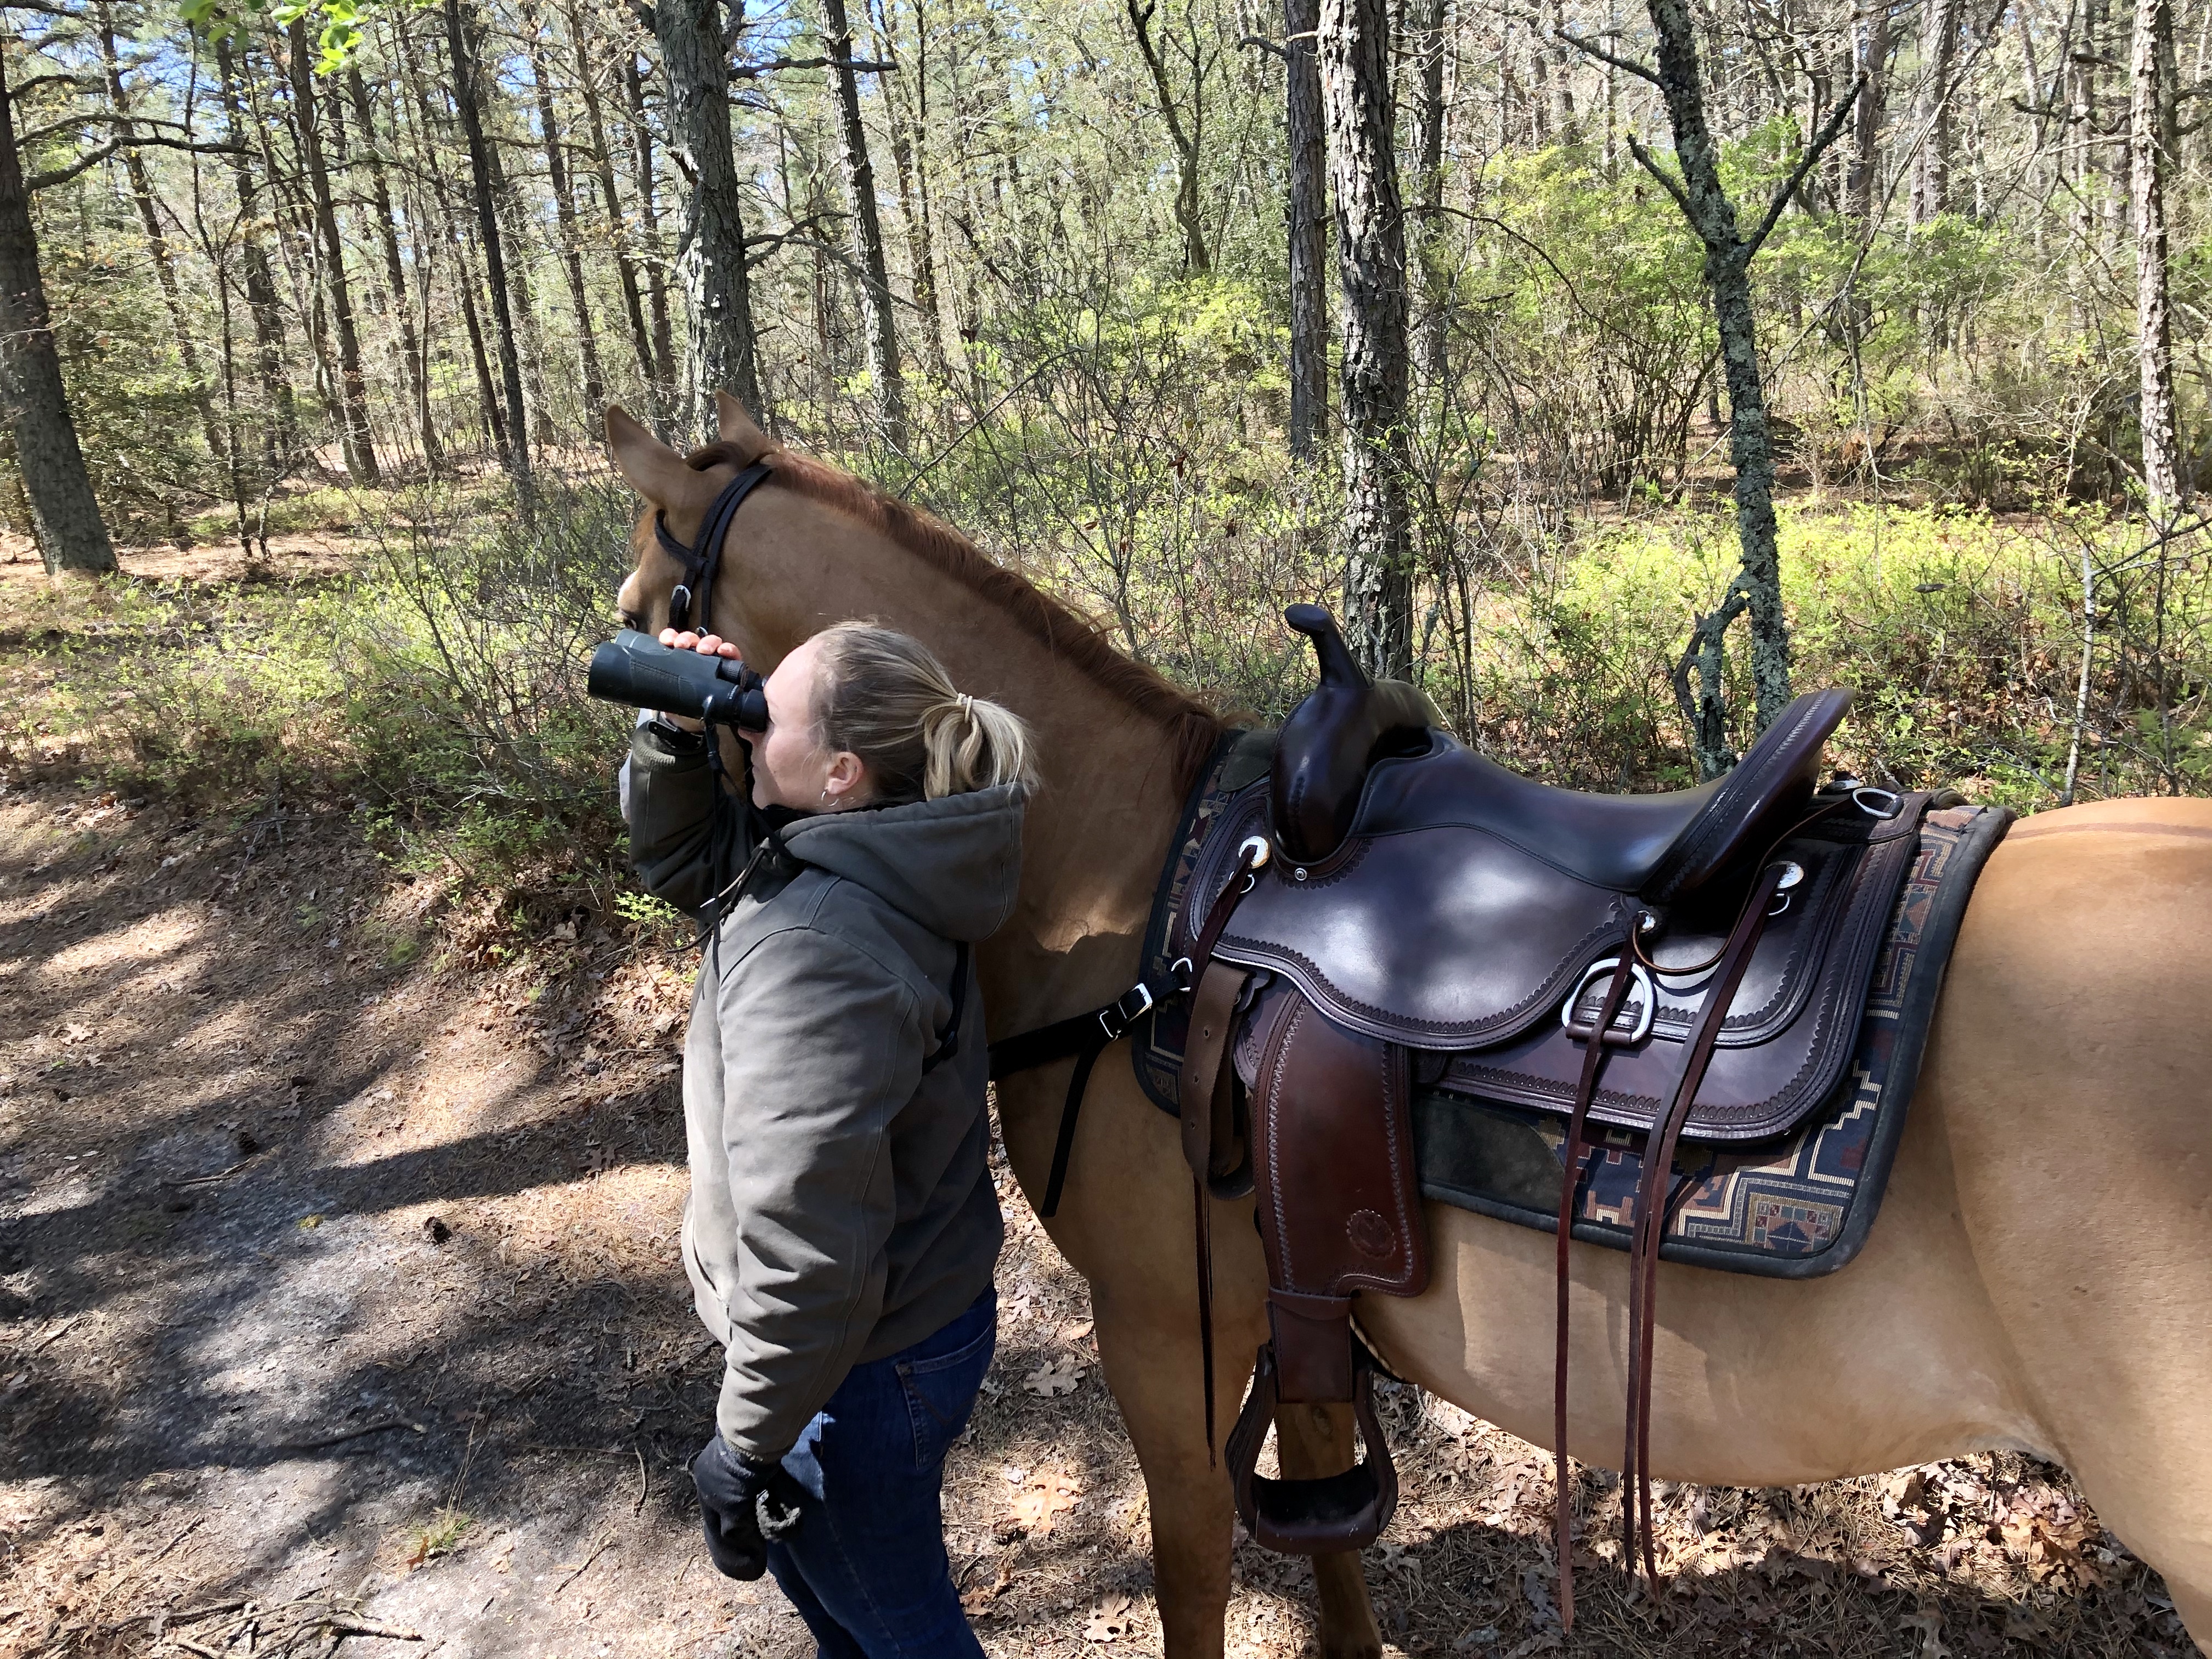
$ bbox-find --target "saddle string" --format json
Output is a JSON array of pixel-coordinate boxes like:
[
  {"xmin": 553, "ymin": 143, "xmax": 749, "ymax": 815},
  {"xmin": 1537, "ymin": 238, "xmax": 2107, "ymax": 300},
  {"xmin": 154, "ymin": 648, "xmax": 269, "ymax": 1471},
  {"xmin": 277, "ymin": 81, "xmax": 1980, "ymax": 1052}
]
[
  {"xmin": 1562, "ymin": 794, "xmax": 1852, "ymax": 1615},
  {"xmin": 1551, "ymin": 934, "xmax": 1645, "ymax": 1633},
  {"xmin": 1620, "ymin": 859, "xmax": 1791, "ymax": 1592},
  {"xmin": 1628, "ymin": 794, "xmax": 1852, "ymax": 975}
]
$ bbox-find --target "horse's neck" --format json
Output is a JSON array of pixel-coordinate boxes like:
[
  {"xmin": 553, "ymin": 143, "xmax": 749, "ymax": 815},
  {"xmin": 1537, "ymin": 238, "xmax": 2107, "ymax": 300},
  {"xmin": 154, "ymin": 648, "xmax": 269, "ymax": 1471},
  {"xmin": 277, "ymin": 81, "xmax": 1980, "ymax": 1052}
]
[{"xmin": 720, "ymin": 493, "xmax": 1193, "ymax": 1035}]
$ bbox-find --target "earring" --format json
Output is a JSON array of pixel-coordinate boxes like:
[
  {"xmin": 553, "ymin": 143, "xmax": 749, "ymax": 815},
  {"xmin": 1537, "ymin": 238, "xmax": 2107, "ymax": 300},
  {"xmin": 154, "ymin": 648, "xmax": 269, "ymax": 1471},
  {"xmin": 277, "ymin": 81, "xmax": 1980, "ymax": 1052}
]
[{"xmin": 820, "ymin": 787, "xmax": 832, "ymax": 805}]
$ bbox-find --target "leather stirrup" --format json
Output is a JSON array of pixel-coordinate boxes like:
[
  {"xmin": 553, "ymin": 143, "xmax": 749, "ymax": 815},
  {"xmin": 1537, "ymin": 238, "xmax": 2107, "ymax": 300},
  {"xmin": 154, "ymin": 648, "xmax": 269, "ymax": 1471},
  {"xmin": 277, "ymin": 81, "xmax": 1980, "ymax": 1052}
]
[{"xmin": 1227, "ymin": 1341, "xmax": 1400, "ymax": 1555}]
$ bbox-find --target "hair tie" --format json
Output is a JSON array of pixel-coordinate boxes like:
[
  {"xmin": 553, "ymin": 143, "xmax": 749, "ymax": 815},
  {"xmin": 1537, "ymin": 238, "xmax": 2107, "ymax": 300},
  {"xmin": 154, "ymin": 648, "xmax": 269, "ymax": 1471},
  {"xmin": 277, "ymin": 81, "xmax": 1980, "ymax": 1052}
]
[{"xmin": 956, "ymin": 693, "xmax": 974, "ymax": 719}]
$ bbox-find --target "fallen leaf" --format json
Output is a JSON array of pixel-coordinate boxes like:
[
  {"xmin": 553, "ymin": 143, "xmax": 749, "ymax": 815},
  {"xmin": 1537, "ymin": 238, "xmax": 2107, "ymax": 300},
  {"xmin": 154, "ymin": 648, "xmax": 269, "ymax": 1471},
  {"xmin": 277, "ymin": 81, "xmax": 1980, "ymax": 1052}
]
[
  {"xmin": 1022, "ymin": 1355, "xmax": 1084, "ymax": 1397},
  {"xmin": 1520, "ymin": 1563, "xmax": 1560, "ymax": 1632},
  {"xmin": 1900, "ymin": 1605, "xmax": 1949, "ymax": 1659},
  {"xmin": 1008, "ymin": 1466, "xmax": 1082, "ymax": 1536},
  {"xmin": 1083, "ymin": 1592, "xmax": 1136, "ymax": 1643},
  {"xmin": 960, "ymin": 1560, "xmax": 1014, "ymax": 1615}
]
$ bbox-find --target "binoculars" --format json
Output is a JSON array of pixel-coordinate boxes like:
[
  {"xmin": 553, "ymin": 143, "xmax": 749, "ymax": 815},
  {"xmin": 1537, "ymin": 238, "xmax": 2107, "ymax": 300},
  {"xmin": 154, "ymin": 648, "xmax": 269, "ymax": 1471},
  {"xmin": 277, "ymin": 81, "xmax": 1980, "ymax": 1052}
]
[{"xmin": 586, "ymin": 629, "xmax": 769, "ymax": 729}]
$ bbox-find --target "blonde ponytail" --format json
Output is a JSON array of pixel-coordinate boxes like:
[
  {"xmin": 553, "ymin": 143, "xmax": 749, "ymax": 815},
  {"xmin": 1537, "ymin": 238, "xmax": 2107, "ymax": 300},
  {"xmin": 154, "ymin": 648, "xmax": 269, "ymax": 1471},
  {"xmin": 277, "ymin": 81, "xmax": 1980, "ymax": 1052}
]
[{"xmin": 811, "ymin": 623, "xmax": 1038, "ymax": 806}]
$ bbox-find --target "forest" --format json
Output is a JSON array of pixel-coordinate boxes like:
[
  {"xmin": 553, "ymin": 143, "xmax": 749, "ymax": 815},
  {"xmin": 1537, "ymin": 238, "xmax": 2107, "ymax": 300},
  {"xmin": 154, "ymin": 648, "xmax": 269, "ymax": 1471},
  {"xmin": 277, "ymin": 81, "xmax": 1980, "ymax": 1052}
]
[
  {"xmin": 1, "ymin": 1, "xmax": 2209, "ymax": 1653},
  {"xmin": 0, "ymin": 0, "xmax": 2203, "ymax": 826}
]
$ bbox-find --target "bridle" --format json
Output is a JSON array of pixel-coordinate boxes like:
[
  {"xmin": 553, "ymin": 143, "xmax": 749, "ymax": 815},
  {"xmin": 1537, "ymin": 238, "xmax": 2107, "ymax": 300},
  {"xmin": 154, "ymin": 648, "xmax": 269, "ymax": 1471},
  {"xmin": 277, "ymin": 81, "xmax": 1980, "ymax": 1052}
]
[{"xmin": 654, "ymin": 461, "xmax": 774, "ymax": 634}]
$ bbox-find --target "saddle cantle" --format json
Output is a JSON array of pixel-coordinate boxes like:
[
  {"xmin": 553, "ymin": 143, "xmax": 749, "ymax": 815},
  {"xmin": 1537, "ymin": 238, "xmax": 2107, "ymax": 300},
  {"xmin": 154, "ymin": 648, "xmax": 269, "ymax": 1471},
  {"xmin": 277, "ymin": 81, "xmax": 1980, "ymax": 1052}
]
[{"xmin": 1173, "ymin": 606, "xmax": 1915, "ymax": 1612}]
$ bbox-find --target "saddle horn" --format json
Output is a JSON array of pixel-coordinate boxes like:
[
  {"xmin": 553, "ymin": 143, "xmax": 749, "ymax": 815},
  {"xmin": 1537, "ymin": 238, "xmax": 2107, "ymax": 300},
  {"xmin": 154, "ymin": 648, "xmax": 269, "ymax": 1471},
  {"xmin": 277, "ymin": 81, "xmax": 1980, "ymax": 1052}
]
[{"xmin": 1271, "ymin": 606, "xmax": 1437, "ymax": 865}]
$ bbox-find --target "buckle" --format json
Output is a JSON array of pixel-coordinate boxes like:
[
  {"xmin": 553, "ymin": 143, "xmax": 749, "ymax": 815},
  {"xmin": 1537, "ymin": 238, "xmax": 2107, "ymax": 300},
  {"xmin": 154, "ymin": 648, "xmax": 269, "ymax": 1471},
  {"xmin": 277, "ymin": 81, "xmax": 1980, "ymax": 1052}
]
[
  {"xmin": 669, "ymin": 582, "xmax": 693, "ymax": 627},
  {"xmin": 1097, "ymin": 980, "xmax": 1157, "ymax": 1043},
  {"xmin": 1561, "ymin": 958, "xmax": 1656, "ymax": 1047}
]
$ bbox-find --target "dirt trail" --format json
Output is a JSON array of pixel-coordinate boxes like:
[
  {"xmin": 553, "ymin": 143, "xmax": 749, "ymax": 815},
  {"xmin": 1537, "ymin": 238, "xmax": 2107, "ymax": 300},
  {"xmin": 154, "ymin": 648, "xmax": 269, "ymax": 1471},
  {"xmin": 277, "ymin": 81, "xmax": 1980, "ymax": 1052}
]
[{"xmin": 0, "ymin": 760, "xmax": 2190, "ymax": 1657}]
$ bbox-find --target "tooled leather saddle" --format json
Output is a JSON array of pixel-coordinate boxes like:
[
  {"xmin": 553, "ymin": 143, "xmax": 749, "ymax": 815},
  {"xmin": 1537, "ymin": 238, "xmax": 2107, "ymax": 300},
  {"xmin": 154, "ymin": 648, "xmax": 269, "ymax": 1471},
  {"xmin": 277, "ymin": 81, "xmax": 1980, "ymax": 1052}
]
[{"xmin": 1173, "ymin": 606, "xmax": 1921, "ymax": 1620}]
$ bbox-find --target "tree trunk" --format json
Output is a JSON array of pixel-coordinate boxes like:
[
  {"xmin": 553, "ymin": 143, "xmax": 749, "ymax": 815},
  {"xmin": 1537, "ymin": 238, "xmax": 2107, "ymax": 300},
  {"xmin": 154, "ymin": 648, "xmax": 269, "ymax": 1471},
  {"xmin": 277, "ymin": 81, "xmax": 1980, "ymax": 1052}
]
[
  {"xmin": 654, "ymin": 0, "xmax": 765, "ymax": 432},
  {"xmin": 286, "ymin": 18, "xmax": 381, "ymax": 486},
  {"xmin": 443, "ymin": 0, "xmax": 533, "ymax": 495},
  {"xmin": 1909, "ymin": 0, "xmax": 1962, "ymax": 224},
  {"xmin": 1127, "ymin": 0, "xmax": 1211, "ymax": 275},
  {"xmin": 1412, "ymin": 0, "xmax": 1449, "ymax": 398},
  {"xmin": 569, "ymin": 0, "xmax": 661, "ymax": 419},
  {"xmin": 1320, "ymin": 0, "xmax": 1413, "ymax": 680},
  {"xmin": 215, "ymin": 38, "xmax": 296, "ymax": 479},
  {"xmin": 1846, "ymin": 0, "xmax": 1888, "ymax": 224},
  {"xmin": 820, "ymin": 0, "xmax": 907, "ymax": 450},
  {"xmin": 870, "ymin": 0, "xmax": 949, "ymax": 385},
  {"xmin": 1643, "ymin": 0, "xmax": 1793, "ymax": 766},
  {"xmin": 2130, "ymin": 0, "xmax": 2183, "ymax": 513},
  {"xmin": 1285, "ymin": 0, "xmax": 1327, "ymax": 462},
  {"xmin": 96, "ymin": 2, "xmax": 224, "ymax": 468},
  {"xmin": 347, "ymin": 69, "xmax": 443, "ymax": 475},
  {"xmin": 622, "ymin": 52, "xmax": 677, "ymax": 397},
  {"xmin": 0, "ymin": 46, "xmax": 114, "ymax": 575},
  {"xmin": 529, "ymin": 31, "xmax": 607, "ymax": 417}
]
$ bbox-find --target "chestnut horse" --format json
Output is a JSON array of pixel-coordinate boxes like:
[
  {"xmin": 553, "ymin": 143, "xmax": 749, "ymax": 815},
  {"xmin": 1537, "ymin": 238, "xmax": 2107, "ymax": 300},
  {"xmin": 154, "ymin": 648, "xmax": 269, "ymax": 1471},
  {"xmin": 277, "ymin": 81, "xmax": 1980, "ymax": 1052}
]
[{"xmin": 609, "ymin": 397, "xmax": 2212, "ymax": 1658}]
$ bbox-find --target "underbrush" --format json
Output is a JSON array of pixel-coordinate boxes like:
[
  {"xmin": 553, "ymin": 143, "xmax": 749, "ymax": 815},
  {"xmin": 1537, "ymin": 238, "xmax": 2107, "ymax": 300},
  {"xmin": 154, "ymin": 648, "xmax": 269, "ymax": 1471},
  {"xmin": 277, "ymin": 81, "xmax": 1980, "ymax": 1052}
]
[
  {"xmin": 3, "ymin": 483, "xmax": 2204, "ymax": 961},
  {"xmin": 1, "ymin": 469, "xmax": 650, "ymax": 949}
]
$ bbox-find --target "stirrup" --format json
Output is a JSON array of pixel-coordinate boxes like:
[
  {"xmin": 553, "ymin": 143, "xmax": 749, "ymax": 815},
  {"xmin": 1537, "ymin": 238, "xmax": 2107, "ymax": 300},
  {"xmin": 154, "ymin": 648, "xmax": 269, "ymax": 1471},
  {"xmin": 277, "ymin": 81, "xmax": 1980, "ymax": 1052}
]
[{"xmin": 1226, "ymin": 1342, "xmax": 1400, "ymax": 1555}]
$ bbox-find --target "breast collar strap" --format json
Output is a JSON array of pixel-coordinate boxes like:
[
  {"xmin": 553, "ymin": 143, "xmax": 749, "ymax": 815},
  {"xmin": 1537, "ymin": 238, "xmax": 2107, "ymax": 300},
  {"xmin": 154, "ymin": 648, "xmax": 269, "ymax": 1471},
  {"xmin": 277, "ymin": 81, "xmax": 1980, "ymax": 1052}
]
[{"xmin": 657, "ymin": 461, "xmax": 775, "ymax": 634}]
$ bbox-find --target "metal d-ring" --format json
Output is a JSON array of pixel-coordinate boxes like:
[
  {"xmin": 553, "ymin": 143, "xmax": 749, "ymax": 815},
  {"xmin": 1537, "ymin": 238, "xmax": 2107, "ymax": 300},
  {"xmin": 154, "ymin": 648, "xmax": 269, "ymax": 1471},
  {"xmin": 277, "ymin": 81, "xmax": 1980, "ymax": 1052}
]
[
  {"xmin": 1561, "ymin": 956, "xmax": 1656, "ymax": 1045},
  {"xmin": 1852, "ymin": 786, "xmax": 1903, "ymax": 820}
]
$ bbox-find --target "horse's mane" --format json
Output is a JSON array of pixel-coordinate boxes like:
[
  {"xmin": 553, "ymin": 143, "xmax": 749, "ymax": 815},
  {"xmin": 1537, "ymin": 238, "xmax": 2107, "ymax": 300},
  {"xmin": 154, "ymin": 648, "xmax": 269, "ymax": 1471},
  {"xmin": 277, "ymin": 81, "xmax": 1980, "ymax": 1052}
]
[{"xmin": 685, "ymin": 439, "xmax": 1226, "ymax": 795}]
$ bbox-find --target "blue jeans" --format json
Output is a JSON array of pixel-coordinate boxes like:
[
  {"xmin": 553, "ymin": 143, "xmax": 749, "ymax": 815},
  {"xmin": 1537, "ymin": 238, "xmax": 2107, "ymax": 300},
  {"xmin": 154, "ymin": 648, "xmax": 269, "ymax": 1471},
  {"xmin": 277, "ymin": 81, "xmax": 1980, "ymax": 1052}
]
[{"xmin": 765, "ymin": 1290, "xmax": 996, "ymax": 1659}]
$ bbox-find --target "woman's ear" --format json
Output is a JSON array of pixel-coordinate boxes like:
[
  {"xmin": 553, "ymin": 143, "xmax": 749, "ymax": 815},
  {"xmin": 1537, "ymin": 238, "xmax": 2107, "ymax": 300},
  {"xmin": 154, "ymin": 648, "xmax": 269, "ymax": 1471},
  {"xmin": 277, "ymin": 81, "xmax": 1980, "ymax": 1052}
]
[{"xmin": 823, "ymin": 750, "xmax": 868, "ymax": 806}]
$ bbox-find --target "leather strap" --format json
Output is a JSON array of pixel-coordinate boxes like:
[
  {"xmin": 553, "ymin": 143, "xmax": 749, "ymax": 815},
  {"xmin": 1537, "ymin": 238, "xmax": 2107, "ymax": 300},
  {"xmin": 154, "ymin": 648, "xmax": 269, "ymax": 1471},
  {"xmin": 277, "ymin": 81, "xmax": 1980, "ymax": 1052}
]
[
  {"xmin": 1168, "ymin": 844, "xmax": 1265, "ymax": 1462},
  {"xmin": 1621, "ymin": 862, "xmax": 1787, "ymax": 1591},
  {"xmin": 1179, "ymin": 961, "xmax": 1250, "ymax": 1181},
  {"xmin": 1551, "ymin": 928, "xmax": 1642, "ymax": 1632},
  {"xmin": 656, "ymin": 461, "xmax": 774, "ymax": 634}
]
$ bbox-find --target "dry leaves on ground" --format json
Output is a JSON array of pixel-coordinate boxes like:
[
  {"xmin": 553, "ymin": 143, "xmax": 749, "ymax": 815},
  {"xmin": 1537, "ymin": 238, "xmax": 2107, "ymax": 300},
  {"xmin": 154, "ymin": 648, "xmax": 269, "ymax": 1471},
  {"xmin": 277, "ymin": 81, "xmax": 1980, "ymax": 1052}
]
[
  {"xmin": 1082, "ymin": 1592, "xmax": 1138, "ymax": 1644},
  {"xmin": 1022, "ymin": 1354, "xmax": 1084, "ymax": 1397},
  {"xmin": 1007, "ymin": 1465, "xmax": 1083, "ymax": 1537}
]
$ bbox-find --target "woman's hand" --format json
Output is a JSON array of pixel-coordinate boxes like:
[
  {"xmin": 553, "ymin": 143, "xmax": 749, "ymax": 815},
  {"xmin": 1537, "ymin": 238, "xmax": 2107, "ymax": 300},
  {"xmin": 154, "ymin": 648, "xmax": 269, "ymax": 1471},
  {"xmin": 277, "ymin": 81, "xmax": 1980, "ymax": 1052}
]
[
  {"xmin": 659, "ymin": 628, "xmax": 743, "ymax": 659},
  {"xmin": 656, "ymin": 629, "xmax": 742, "ymax": 731}
]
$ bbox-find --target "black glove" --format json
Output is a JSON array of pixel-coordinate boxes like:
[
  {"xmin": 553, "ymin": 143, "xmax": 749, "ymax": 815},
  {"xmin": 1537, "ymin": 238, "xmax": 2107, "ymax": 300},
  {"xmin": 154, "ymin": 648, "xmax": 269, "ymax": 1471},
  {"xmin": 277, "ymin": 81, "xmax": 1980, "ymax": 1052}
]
[{"xmin": 690, "ymin": 1435, "xmax": 806, "ymax": 1580}]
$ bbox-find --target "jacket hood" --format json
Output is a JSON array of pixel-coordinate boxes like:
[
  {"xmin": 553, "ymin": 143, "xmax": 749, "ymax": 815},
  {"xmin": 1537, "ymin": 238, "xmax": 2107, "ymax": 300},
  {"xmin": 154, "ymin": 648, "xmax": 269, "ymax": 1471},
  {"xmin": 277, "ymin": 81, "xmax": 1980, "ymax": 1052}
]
[{"xmin": 778, "ymin": 781, "xmax": 1026, "ymax": 942}]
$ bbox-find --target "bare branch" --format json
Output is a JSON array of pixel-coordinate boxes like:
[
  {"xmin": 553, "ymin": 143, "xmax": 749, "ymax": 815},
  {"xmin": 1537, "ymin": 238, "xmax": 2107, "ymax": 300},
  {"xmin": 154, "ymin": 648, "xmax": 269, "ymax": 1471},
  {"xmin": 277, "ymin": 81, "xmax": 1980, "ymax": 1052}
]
[
  {"xmin": 1741, "ymin": 74, "xmax": 1863, "ymax": 262},
  {"xmin": 726, "ymin": 53, "xmax": 895, "ymax": 77},
  {"xmin": 1237, "ymin": 33, "xmax": 1286, "ymax": 59},
  {"xmin": 1556, "ymin": 27, "xmax": 1661, "ymax": 88},
  {"xmin": 1624, "ymin": 131, "xmax": 1696, "ymax": 224},
  {"xmin": 27, "ymin": 133, "xmax": 246, "ymax": 192}
]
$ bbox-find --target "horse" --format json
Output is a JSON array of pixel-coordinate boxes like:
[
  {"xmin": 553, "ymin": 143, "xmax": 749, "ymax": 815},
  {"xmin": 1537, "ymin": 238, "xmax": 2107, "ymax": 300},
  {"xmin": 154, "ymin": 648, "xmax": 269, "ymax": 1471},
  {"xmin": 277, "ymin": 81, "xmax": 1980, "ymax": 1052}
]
[{"xmin": 607, "ymin": 394, "xmax": 2212, "ymax": 1658}]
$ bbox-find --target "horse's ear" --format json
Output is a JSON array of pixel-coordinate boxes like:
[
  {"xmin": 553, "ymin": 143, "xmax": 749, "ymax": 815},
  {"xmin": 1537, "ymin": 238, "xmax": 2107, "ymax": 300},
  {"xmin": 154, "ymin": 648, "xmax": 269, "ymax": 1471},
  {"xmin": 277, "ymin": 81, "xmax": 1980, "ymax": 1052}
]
[
  {"xmin": 606, "ymin": 404, "xmax": 693, "ymax": 504},
  {"xmin": 713, "ymin": 391, "xmax": 774, "ymax": 464}
]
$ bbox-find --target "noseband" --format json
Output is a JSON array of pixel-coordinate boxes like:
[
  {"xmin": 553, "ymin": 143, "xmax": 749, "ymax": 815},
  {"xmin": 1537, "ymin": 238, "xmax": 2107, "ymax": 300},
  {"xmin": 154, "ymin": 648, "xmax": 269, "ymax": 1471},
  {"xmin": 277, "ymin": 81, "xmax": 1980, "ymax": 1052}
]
[{"xmin": 655, "ymin": 461, "xmax": 774, "ymax": 634}]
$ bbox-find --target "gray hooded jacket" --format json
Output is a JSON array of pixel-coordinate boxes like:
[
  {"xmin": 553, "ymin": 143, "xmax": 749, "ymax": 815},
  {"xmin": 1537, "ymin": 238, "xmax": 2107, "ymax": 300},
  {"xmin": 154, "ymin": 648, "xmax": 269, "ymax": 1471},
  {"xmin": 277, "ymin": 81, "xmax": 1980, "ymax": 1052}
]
[{"xmin": 626, "ymin": 725, "xmax": 1017, "ymax": 1457}]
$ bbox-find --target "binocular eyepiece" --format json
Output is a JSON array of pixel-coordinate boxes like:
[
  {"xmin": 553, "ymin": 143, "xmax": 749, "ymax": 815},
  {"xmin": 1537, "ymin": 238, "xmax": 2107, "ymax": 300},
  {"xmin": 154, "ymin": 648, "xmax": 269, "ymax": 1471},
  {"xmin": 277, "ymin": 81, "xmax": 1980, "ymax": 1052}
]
[{"xmin": 587, "ymin": 629, "xmax": 768, "ymax": 729}]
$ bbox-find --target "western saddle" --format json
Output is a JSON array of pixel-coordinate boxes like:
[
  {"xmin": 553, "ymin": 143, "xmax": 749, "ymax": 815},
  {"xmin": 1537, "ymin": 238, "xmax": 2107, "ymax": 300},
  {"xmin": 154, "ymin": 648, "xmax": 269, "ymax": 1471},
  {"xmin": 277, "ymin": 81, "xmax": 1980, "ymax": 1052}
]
[{"xmin": 1175, "ymin": 605, "xmax": 1915, "ymax": 1622}]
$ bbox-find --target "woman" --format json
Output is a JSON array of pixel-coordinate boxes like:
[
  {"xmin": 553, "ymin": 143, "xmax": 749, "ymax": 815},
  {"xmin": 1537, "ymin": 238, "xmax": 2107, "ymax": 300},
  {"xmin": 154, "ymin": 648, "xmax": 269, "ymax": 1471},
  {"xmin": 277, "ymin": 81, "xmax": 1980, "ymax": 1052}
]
[{"xmin": 625, "ymin": 620, "xmax": 1034, "ymax": 1658}]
